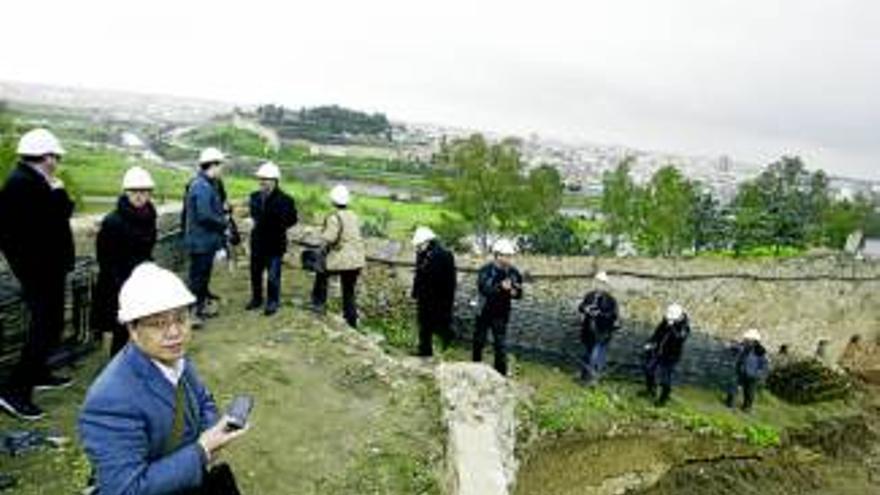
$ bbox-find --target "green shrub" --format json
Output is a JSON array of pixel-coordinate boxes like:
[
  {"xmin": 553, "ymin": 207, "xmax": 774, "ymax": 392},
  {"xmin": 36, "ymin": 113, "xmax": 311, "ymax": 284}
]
[
  {"xmin": 521, "ymin": 215, "xmax": 584, "ymax": 255},
  {"xmin": 361, "ymin": 207, "xmax": 392, "ymax": 239},
  {"xmin": 767, "ymin": 359, "xmax": 853, "ymax": 404},
  {"xmin": 744, "ymin": 424, "xmax": 781, "ymax": 447},
  {"xmin": 429, "ymin": 212, "xmax": 470, "ymax": 252},
  {"xmin": 184, "ymin": 125, "xmax": 271, "ymax": 158}
]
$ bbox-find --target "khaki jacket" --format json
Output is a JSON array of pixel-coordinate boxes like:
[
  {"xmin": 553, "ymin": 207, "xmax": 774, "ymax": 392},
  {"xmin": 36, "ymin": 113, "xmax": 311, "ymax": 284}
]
[{"xmin": 321, "ymin": 209, "xmax": 366, "ymax": 271}]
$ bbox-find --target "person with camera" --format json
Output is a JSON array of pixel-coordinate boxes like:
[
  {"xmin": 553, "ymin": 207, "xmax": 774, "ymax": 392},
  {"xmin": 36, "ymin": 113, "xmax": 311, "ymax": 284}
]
[
  {"xmin": 79, "ymin": 263, "xmax": 247, "ymax": 494},
  {"xmin": 725, "ymin": 328, "xmax": 769, "ymax": 412},
  {"xmin": 473, "ymin": 239, "xmax": 523, "ymax": 376},
  {"xmin": 246, "ymin": 162, "xmax": 297, "ymax": 316},
  {"xmin": 577, "ymin": 271, "xmax": 619, "ymax": 384},
  {"xmin": 642, "ymin": 303, "xmax": 690, "ymax": 406},
  {"xmin": 411, "ymin": 226, "xmax": 457, "ymax": 357}
]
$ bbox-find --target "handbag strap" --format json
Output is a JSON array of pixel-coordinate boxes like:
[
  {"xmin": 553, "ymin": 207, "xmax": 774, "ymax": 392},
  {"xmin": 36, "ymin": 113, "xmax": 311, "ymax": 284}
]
[{"xmin": 325, "ymin": 212, "xmax": 344, "ymax": 250}]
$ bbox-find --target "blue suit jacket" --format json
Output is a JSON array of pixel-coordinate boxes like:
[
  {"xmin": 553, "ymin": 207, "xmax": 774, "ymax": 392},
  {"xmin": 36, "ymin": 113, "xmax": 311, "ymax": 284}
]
[
  {"xmin": 183, "ymin": 173, "xmax": 226, "ymax": 255},
  {"xmin": 79, "ymin": 345, "xmax": 219, "ymax": 495}
]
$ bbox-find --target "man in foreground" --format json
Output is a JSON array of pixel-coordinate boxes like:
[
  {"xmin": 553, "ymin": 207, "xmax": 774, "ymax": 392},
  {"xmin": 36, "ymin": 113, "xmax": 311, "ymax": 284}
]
[{"xmin": 79, "ymin": 263, "xmax": 247, "ymax": 494}]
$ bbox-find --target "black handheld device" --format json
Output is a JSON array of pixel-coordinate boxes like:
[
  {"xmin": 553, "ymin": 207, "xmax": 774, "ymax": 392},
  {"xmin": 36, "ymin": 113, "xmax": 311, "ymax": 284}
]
[{"xmin": 225, "ymin": 395, "xmax": 254, "ymax": 431}]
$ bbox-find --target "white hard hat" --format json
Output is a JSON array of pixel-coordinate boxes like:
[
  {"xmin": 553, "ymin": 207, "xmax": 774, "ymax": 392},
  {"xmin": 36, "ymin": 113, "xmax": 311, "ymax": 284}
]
[
  {"xmin": 198, "ymin": 147, "xmax": 225, "ymax": 165},
  {"xmin": 255, "ymin": 161, "xmax": 281, "ymax": 180},
  {"xmin": 17, "ymin": 128, "xmax": 65, "ymax": 156},
  {"xmin": 329, "ymin": 184, "xmax": 350, "ymax": 206},
  {"xmin": 122, "ymin": 166, "xmax": 155, "ymax": 190},
  {"xmin": 118, "ymin": 262, "xmax": 195, "ymax": 324},
  {"xmin": 595, "ymin": 271, "xmax": 610, "ymax": 284},
  {"xmin": 492, "ymin": 238, "xmax": 517, "ymax": 256},
  {"xmin": 742, "ymin": 328, "xmax": 762, "ymax": 342},
  {"xmin": 665, "ymin": 303, "xmax": 685, "ymax": 322},
  {"xmin": 412, "ymin": 226, "xmax": 436, "ymax": 246}
]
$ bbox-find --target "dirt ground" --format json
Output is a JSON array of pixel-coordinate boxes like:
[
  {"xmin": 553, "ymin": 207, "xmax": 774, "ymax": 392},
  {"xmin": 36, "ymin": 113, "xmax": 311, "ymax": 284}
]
[{"xmin": 0, "ymin": 265, "xmax": 444, "ymax": 494}]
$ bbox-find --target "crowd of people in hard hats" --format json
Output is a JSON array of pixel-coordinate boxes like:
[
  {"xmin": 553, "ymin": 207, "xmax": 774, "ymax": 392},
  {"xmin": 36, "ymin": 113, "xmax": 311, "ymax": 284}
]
[{"xmin": 0, "ymin": 128, "xmax": 773, "ymax": 493}]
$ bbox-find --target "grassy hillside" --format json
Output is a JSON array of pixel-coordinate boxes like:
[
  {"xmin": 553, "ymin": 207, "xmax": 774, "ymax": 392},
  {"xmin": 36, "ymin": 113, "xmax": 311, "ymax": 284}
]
[
  {"xmin": 0, "ymin": 268, "xmax": 444, "ymax": 494},
  {"xmin": 62, "ymin": 145, "xmax": 450, "ymax": 239}
]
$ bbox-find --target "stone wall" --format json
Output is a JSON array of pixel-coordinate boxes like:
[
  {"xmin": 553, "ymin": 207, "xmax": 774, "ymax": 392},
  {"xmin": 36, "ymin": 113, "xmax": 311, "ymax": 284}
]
[{"xmin": 361, "ymin": 251, "xmax": 880, "ymax": 386}]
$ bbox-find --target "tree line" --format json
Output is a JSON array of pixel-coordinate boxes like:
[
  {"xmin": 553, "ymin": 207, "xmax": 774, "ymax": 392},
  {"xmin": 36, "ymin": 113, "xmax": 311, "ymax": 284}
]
[
  {"xmin": 256, "ymin": 104, "xmax": 392, "ymax": 144},
  {"xmin": 431, "ymin": 134, "xmax": 579, "ymax": 253},
  {"xmin": 601, "ymin": 156, "xmax": 880, "ymax": 256},
  {"xmin": 432, "ymin": 133, "xmax": 879, "ymax": 257}
]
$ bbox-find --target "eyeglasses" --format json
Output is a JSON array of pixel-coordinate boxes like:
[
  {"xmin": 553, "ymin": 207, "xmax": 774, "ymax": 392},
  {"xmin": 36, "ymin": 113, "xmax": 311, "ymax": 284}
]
[{"xmin": 135, "ymin": 311, "xmax": 190, "ymax": 331}]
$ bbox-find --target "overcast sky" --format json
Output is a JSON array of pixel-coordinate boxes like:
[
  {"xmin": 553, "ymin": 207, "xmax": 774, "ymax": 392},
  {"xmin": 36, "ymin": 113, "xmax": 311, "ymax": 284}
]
[{"xmin": 2, "ymin": 0, "xmax": 878, "ymax": 179}]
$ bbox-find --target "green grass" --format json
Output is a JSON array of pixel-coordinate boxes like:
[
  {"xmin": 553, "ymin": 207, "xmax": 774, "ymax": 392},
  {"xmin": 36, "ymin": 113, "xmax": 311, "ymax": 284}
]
[
  {"xmin": 514, "ymin": 360, "xmax": 858, "ymax": 448},
  {"xmin": 61, "ymin": 145, "xmax": 451, "ymax": 238},
  {"xmin": 182, "ymin": 124, "xmax": 273, "ymax": 158},
  {"xmin": 697, "ymin": 245, "xmax": 807, "ymax": 259},
  {"xmin": 0, "ymin": 267, "xmax": 444, "ymax": 495},
  {"xmin": 62, "ymin": 146, "xmax": 191, "ymax": 202}
]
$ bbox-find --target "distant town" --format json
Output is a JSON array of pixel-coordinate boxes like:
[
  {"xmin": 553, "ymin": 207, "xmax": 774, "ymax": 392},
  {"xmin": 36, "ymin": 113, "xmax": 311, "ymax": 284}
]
[{"xmin": 3, "ymin": 79, "xmax": 878, "ymax": 204}]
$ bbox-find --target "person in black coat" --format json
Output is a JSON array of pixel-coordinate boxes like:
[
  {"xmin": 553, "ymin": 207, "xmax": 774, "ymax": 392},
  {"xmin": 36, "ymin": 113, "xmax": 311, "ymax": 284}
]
[
  {"xmin": 246, "ymin": 162, "xmax": 297, "ymax": 316},
  {"xmin": 473, "ymin": 239, "xmax": 522, "ymax": 376},
  {"xmin": 93, "ymin": 167, "xmax": 158, "ymax": 356},
  {"xmin": 643, "ymin": 303, "xmax": 690, "ymax": 406},
  {"xmin": 577, "ymin": 271, "xmax": 619, "ymax": 384},
  {"xmin": 0, "ymin": 129, "xmax": 74, "ymax": 420},
  {"xmin": 725, "ymin": 329, "xmax": 770, "ymax": 412},
  {"xmin": 411, "ymin": 227, "xmax": 457, "ymax": 357}
]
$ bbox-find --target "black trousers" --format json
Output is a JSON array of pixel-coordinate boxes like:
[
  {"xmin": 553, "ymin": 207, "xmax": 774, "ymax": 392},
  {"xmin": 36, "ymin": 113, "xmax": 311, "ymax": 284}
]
[
  {"xmin": 311, "ymin": 269, "xmax": 360, "ymax": 328},
  {"xmin": 188, "ymin": 253, "xmax": 215, "ymax": 312},
  {"xmin": 644, "ymin": 356, "xmax": 676, "ymax": 401},
  {"xmin": 416, "ymin": 305, "xmax": 452, "ymax": 357},
  {"xmin": 727, "ymin": 375, "xmax": 758, "ymax": 410},
  {"xmin": 249, "ymin": 254, "xmax": 282, "ymax": 308},
  {"xmin": 473, "ymin": 311, "xmax": 509, "ymax": 376},
  {"xmin": 6, "ymin": 274, "xmax": 67, "ymax": 399}
]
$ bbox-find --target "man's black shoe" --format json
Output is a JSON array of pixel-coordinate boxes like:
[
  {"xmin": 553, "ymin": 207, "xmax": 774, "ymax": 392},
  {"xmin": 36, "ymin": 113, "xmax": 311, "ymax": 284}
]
[
  {"xmin": 196, "ymin": 306, "xmax": 219, "ymax": 319},
  {"xmin": 263, "ymin": 304, "xmax": 279, "ymax": 316},
  {"xmin": 34, "ymin": 374, "xmax": 73, "ymax": 392},
  {"xmin": 245, "ymin": 300, "xmax": 263, "ymax": 311},
  {"xmin": 0, "ymin": 392, "xmax": 44, "ymax": 421}
]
